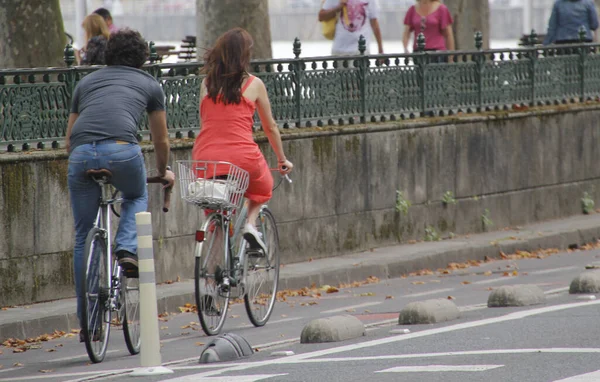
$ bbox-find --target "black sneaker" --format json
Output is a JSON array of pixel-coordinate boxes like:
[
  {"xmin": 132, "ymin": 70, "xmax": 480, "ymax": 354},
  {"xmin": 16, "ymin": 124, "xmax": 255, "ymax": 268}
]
[{"xmin": 116, "ymin": 250, "xmax": 138, "ymax": 272}]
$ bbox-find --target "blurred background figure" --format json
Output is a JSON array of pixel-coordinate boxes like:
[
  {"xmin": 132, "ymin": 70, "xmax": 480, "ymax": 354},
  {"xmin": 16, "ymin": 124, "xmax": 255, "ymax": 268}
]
[
  {"xmin": 543, "ymin": 0, "xmax": 599, "ymax": 44},
  {"xmin": 94, "ymin": 7, "xmax": 119, "ymax": 33},
  {"xmin": 77, "ymin": 13, "xmax": 110, "ymax": 64},
  {"xmin": 402, "ymin": 0, "xmax": 454, "ymax": 54}
]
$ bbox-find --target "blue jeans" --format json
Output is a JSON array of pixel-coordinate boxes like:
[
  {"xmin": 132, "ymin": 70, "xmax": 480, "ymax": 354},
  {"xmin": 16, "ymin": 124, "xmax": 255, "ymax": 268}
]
[{"xmin": 68, "ymin": 141, "xmax": 148, "ymax": 328}]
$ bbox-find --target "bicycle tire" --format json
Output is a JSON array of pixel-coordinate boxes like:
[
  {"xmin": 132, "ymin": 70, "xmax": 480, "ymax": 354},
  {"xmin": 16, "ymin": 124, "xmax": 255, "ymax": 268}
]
[
  {"xmin": 195, "ymin": 215, "xmax": 230, "ymax": 336},
  {"xmin": 244, "ymin": 208, "xmax": 280, "ymax": 327},
  {"xmin": 121, "ymin": 273, "xmax": 141, "ymax": 355},
  {"xmin": 81, "ymin": 227, "xmax": 111, "ymax": 363}
]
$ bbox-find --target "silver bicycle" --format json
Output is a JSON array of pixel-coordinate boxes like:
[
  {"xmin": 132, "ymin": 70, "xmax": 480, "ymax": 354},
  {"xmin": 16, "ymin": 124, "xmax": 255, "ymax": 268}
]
[
  {"xmin": 81, "ymin": 169, "xmax": 171, "ymax": 363},
  {"xmin": 177, "ymin": 160, "xmax": 290, "ymax": 335}
]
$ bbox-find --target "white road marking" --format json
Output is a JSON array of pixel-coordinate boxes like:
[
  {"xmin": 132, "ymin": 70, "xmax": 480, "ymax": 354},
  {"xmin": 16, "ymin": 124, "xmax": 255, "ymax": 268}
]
[
  {"xmin": 163, "ymin": 374, "xmax": 288, "ymax": 382},
  {"xmin": 236, "ymin": 316, "xmax": 303, "ymax": 329},
  {"xmin": 0, "ymin": 368, "xmax": 22, "ymax": 374},
  {"xmin": 459, "ymin": 303, "xmax": 488, "ymax": 312},
  {"xmin": 403, "ymin": 288, "xmax": 454, "ymax": 298},
  {"xmin": 320, "ymin": 302, "xmax": 382, "ymax": 314},
  {"xmin": 177, "ymin": 300, "xmax": 600, "ymax": 379},
  {"xmin": 376, "ymin": 364, "xmax": 504, "ymax": 373},
  {"xmin": 529, "ymin": 266, "xmax": 579, "ymax": 275},
  {"xmin": 47, "ymin": 349, "xmax": 120, "ymax": 363},
  {"xmin": 544, "ymin": 287, "xmax": 570, "ymax": 295},
  {"xmin": 554, "ymin": 370, "xmax": 600, "ymax": 381},
  {"xmin": 473, "ymin": 277, "xmax": 510, "ymax": 285}
]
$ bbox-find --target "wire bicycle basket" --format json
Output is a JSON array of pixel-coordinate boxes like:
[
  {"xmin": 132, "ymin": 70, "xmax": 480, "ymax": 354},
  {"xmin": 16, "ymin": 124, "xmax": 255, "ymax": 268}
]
[{"xmin": 177, "ymin": 160, "xmax": 249, "ymax": 210}]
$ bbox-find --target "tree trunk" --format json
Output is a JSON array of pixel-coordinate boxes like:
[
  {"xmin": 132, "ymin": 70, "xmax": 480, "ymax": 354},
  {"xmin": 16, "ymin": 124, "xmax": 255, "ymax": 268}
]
[
  {"xmin": 0, "ymin": 0, "xmax": 66, "ymax": 68},
  {"xmin": 196, "ymin": 0, "xmax": 272, "ymax": 60},
  {"xmin": 444, "ymin": 0, "xmax": 490, "ymax": 50}
]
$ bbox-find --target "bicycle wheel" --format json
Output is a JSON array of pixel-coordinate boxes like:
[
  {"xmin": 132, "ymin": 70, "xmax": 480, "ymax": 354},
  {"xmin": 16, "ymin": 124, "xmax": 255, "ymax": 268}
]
[
  {"xmin": 81, "ymin": 227, "xmax": 111, "ymax": 363},
  {"xmin": 195, "ymin": 214, "xmax": 230, "ymax": 336},
  {"xmin": 121, "ymin": 274, "xmax": 141, "ymax": 355},
  {"xmin": 244, "ymin": 208, "xmax": 280, "ymax": 327}
]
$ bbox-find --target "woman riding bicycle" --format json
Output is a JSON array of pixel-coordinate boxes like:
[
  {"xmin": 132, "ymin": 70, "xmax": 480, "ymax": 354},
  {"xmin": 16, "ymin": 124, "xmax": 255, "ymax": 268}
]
[{"xmin": 192, "ymin": 28, "xmax": 293, "ymax": 254}]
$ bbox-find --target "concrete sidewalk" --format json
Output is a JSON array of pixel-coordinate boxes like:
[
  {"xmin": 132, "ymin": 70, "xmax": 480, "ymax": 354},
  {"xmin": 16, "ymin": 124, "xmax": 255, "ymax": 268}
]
[{"xmin": 2, "ymin": 214, "xmax": 600, "ymax": 341}]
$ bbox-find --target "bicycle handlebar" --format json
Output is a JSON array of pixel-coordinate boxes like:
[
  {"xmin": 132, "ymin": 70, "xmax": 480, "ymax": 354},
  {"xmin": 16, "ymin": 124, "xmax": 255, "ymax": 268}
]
[{"xmin": 146, "ymin": 166, "xmax": 173, "ymax": 212}]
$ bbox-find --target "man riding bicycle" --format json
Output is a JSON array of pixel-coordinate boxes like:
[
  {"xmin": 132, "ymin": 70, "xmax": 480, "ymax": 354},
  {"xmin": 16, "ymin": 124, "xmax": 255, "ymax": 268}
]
[{"xmin": 66, "ymin": 29, "xmax": 175, "ymax": 340}]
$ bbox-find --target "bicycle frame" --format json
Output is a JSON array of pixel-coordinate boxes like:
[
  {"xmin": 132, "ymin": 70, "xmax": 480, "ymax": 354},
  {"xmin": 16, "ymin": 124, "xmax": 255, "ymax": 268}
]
[
  {"xmin": 196, "ymin": 200, "xmax": 270, "ymax": 298},
  {"xmin": 91, "ymin": 182, "xmax": 124, "ymax": 313}
]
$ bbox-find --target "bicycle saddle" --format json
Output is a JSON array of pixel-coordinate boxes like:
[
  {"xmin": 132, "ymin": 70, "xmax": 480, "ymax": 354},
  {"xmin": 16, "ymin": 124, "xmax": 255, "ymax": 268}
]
[{"xmin": 87, "ymin": 169, "xmax": 113, "ymax": 181}]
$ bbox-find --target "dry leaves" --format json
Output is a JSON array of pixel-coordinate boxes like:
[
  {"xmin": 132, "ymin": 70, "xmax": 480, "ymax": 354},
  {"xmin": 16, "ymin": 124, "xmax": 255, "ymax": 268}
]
[
  {"xmin": 385, "ymin": 295, "xmax": 394, "ymax": 300},
  {"xmin": 447, "ymin": 296, "xmax": 455, "ymax": 300},
  {"xmin": 461, "ymin": 281, "xmax": 471, "ymax": 285},
  {"xmin": 359, "ymin": 292, "xmax": 375, "ymax": 297},
  {"xmin": 39, "ymin": 369, "xmax": 54, "ymax": 374},
  {"xmin": 411, "ymin": 281, "xmax": 425, "ymax": 285},
  {"xmin": 178, "ymin": 303, "xmax": 197, "ymax": 313},
  {"xmin": 483, "ymin": 271, "xmax": 492, "ymax": 276},
  {"xmin": 195, "ymin": 342, "xmax": 205, "ymax": 346},
  {"xmin": 13, "ymin": 363, "xmax": 23, "ymax": 367}
]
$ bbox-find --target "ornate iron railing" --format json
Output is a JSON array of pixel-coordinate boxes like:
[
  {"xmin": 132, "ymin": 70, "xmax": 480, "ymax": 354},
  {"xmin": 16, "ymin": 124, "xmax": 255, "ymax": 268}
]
[{"xmin": 1, "ymin": 30, "xmax": 599, "ymax": 151}]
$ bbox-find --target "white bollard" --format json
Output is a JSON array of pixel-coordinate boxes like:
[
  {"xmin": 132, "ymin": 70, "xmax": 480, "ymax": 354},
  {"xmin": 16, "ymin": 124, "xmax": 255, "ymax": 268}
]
[{"xmin": 130, "ymin": 212, "xmax": 173, "ymax": 377}]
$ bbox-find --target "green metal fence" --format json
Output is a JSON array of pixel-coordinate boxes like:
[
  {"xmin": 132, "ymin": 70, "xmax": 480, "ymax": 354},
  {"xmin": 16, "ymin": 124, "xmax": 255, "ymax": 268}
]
[{"xmin": 1, "ymin": 30, "xmax": 599, "ymax": 152}]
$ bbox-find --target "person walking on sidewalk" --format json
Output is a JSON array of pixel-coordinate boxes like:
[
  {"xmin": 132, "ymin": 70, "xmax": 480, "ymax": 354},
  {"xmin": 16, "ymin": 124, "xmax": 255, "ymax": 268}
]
[
  {"xmin": 402, "ymin": 0, "xmax": 455, "ymax": 58},
  {"xmin": 543, "ymin": 0, "xmax": 599, "ymax": 45},
  {"xmin": 192, "ymin": 28, "xmax": 293, "ymax": 254},
  {"xmin": 319, "ymin": 0, "xmax": 384, "ymax": 55},
  {"xmin": 66, "ymin": 29, "xmax": 175, "ymax": 340}
]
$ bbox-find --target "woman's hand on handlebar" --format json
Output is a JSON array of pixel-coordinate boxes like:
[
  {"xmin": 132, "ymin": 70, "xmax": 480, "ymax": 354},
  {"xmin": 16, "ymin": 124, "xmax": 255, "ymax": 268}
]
[
  {"xmin": 279, "ymin": 159, "xmax": 293, "ymax": 175},
  {"xmin": 161, "ymin": 169, "xmax": 176, "ymax": 189}
]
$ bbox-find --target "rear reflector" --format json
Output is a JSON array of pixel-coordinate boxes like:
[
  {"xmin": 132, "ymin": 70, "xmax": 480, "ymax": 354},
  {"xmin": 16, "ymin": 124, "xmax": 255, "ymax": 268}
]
[{"xmin": 195, "ymin": 230, "xmax": 205, "ymax": 242}]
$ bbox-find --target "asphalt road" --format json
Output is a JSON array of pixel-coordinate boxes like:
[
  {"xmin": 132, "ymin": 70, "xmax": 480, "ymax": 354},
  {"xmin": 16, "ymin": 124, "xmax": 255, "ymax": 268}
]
[{"xmin": 2, "ymin": 247, "xmax": 600, "ymax": 382}]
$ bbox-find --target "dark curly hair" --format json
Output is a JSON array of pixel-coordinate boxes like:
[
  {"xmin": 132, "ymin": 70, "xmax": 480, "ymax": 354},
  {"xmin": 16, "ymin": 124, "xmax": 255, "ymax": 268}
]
[
  {"xmin": 105, "ymin": 29, "xmax": 148, "ymax": 68},
  {"xmin": 81, "ymin": 36, "xmax": 107, "ymax": 65}
]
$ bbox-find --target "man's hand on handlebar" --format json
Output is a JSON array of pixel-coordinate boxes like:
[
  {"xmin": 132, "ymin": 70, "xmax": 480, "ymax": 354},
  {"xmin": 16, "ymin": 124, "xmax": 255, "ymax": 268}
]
[
  {"xmin": 279, "ymin": 159, "xmax": 293, "ymax": 175},
  {"xmin": 161, "ymin": 169, "xmax": 176, "ymax": 189}
]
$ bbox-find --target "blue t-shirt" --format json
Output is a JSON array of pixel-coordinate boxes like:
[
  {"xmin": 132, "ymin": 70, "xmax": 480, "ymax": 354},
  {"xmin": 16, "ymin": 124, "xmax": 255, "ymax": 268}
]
[
  {"xmin": 69, "ymin": 65, "xmax": 165, "ymax": 151},
  {"xmin": 544, "ymin": 0, "xmax": 599, "ymax": 44}
]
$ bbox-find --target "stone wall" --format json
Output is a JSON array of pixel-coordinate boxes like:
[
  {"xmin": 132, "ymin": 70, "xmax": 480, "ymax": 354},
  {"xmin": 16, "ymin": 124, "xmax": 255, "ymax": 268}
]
[{"xmin": 1, "ymin": 106, "xmax": 600, "ymax": 306}]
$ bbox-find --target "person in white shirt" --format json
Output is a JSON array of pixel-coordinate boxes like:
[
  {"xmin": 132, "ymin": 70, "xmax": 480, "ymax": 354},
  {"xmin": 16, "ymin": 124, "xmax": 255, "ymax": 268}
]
[{"xmin": 319, "ymin": 0, "xmax": 384, "ymax": 55}]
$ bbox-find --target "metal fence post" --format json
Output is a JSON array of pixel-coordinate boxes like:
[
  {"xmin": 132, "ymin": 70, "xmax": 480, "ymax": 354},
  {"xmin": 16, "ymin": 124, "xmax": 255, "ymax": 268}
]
[
  {"xmin": 417, "ymin": 33, "xmax": 427, "ymax": 117},
  {"xmin": 579, "ymin": 26, "xmax": 587, "ymax": 102},
  {"xmin": 358, "ymin": 35, "xmax": 367, "ymax": 123},
  {"xmin": 528, "ymin": 30, "xmax": 538, "ymax": 106},
  {"xmin": 474, "ymin": 31, "xmax": 484, "ymax": 112},
  {"xmin": 293, "ymin": 37, "xmax": 302, "ymax": 128}
]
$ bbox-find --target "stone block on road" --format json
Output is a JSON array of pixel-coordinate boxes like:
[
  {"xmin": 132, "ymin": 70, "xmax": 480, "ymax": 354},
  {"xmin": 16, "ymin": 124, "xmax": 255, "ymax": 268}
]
[
  {"xmin": 487, "ymin": 284, "xmax": 546, "ymax": 307},
  {"xmin": 300, "ymin": 315, "xmax": 365, "ymax": 343},
  {"xmin": 569, "ymin": 271, "xmax": 600, "ymax": 294},
  {"xmin": 398, "ymin": 298, "xmax": 460, "ymax": 325}
]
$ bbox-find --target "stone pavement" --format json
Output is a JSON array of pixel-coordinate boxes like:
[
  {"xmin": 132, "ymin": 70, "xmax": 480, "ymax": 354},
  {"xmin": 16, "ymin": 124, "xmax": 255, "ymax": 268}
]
[{"xmin": 2, "ymin": 213, "xmax": 600, "ymax": 342}]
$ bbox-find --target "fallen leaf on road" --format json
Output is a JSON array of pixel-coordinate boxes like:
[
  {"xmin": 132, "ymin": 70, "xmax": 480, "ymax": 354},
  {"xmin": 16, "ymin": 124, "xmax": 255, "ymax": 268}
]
[
  {"xmin": 345, "ymin": 309, "xmax": 356, "ymax": 312},
  {"xmin": 39, "ymin": 369, "xmax": 54, "ymax": 373},
  {"xmin": 364, "ymin": 310, "xmax": 371, "ymax": 313},
  {"xmin": 411, "ymin": 281, "xmax": 425, "ymax": 285},
  {"xmin": 352, "ymin": 263, "xmax": 361, "ymax": 266},
  {"xmin": 487, "ymin": 287, "xmax": 494, "ymax": 291},
  {"xmin": 461, "ymin": 281, "xmax": 471, "ymax": 285},
  {"xmin": 281, "ymin": 314, "xmax": 288, "ymax": 318},
  {"xmin": 447, "ymin": 296, "xmax": 455, "ymax": 300},
  {"xmin": 13, "ymin": 363, "xmax": 23, "ymax": 367},
  {"xmin": 0, "ymin": 365, "xmax": 2, "ymax": 369},
  {"xmin": 430, "ymin": 280, "xmax": 441, "ymax": 283},
  {"xmin": 326, "ymin": 287, "xmax": 339, "ymax": 294},
  {"xmin": 308, "ymin": 257, "xmax": 313, "ymax": 262},
  {"xmin": 503, "ymin": 272, "xmax": 510, "ymax": 277},
  {"xmin": 195, "ymin": 342, "xmax": 205, "ymax": 346},
  {"xmin": 160, "ymin": 326, "xmax": 168, "ymax": 330},
  {"xmin": 483, "ymin": 271, "xmax": 492, "ymax": 276},
  {"xmin": 512, "ymin": 270, "xmax": 519, "ymax": 276},
  {"xmin": 12, "ymin": 348, "xmax": 25, "ymax": 353},
  {"xmin": 46, "ymin": 349, "xmax": 56, "ymax": 352},
  {"xmin": 359, "ymin": 292, "xmax": 375, "ymax": 297},
  {"xmin": 230, "ymin": 315, "xmax": 240, "ymax": 319},
  {"xmin": 408, "ymin": 240, "xmax": 417, "ymax": 244},
  {"xmin": 70, "ymin": 329, "xmax": 80, "ymax": 334},
  {"xmin": 385, "ymin": 295, "xmax": 394, "ymax": 300}
]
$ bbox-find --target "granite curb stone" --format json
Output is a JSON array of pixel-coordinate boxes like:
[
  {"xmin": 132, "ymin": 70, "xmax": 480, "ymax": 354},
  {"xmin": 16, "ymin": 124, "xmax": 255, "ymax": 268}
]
[
  {"xmin": 300, "ymin": 315, "xmax": 365, "ymax": 343},
  {"xmin": 398, "ymin": 298, "xmax": 461, "ymax": 324},
  {"xmin": 569, "ymin": 271, "xmax": 600, "ymax": 294},
  {"xmin": 487, "ymin": 284, "xmax": 546, "ymax": 307}
]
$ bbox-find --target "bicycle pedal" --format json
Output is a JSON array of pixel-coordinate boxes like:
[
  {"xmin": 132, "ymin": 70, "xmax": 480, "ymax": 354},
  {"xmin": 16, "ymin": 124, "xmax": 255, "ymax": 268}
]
[{"xmin": 246, "ymin": 249, "xmax": 265, "ymax": 258}]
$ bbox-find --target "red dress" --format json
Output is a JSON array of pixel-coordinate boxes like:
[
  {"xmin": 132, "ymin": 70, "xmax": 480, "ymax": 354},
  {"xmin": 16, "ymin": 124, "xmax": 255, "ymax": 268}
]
[{"xmin": 192, "ymin": 76, "xmax": 273, "ymax": 203}]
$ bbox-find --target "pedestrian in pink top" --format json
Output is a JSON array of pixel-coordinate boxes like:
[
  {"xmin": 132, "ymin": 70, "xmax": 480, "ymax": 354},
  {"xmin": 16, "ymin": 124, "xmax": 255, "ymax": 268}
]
[{"xmin": 402, "ymin": 0, "xmax": 455, "ymax": 56}]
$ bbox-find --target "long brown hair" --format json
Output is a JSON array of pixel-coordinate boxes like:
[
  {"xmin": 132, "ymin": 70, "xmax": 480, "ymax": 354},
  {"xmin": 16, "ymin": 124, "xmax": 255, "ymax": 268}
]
[
  {"xmin": 203, "ymin": 28, "xmax": 254, "ymax": 105},
  {"xmin": 82, "ymin": 14, "xmax": 110, "ymax": 43}
]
